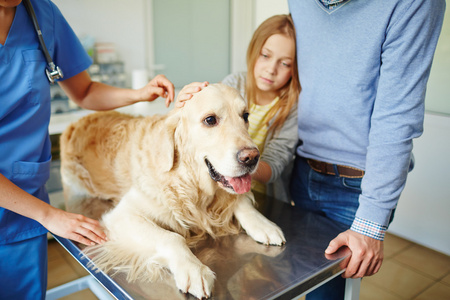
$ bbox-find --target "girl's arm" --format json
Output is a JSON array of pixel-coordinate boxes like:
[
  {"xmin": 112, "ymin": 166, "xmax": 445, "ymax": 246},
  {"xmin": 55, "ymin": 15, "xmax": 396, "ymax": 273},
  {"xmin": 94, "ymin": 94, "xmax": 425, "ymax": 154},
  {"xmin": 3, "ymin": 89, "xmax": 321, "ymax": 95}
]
[
  {"xmin": 258, "ymin": 103, "xmax": 298, "ymax": 184},
  {"xmin": 252, "ymin": 161, "xmax": 272, "ymax": 184}
]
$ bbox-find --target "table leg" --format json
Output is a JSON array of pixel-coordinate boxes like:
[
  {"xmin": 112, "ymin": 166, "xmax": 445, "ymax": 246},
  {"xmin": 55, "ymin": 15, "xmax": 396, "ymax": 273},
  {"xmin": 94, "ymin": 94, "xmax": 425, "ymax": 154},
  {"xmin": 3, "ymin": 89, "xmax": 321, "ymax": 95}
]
[
  {"xmin": 46, "ymin": 275, "xmax": 115, "ymax": 300},
  {"xmin": 344, "ymin": 278, "xmax": 361, "ymax": 300}
]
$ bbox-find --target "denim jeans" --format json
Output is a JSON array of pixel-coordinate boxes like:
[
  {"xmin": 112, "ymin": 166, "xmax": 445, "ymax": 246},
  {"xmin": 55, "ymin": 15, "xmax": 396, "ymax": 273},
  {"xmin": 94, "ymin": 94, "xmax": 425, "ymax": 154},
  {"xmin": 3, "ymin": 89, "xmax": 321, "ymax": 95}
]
[{"xmin": 290, "ymin": 155, "xmax": 362, "ymax": 300}]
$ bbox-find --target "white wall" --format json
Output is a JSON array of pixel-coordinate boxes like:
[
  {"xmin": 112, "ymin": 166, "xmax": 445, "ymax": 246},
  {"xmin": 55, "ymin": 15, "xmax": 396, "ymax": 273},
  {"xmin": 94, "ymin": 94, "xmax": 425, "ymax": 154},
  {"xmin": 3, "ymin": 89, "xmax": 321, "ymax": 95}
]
[
  {"xmin": 389, "ymin": 113, "xmax": 450, "ymax": 255},
  {"xmin": 254, "ymin": 0, "xmax": 289, "ymax": 28},
  {"xmin": 54, "ymin": 0, "xmax": 289, "ymax": 84},
  {"xmin": 425, "ymin": 6, "xmax": 450, "ymax": 115},
  {"xmin": 53, "ymin": 0, "xmax": 150, "ymax": 87},
  {"xmin": 230, "ymin": 0, "xmax": 289, "ymax": 73}
]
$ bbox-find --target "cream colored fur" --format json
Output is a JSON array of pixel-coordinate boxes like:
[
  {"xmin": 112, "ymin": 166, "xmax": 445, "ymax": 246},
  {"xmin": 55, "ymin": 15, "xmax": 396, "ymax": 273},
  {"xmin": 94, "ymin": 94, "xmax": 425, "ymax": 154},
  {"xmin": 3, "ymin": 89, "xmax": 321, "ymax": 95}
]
[{"xmin": 60, "ymin": 83, "xmax": 285, "ymax": 299}]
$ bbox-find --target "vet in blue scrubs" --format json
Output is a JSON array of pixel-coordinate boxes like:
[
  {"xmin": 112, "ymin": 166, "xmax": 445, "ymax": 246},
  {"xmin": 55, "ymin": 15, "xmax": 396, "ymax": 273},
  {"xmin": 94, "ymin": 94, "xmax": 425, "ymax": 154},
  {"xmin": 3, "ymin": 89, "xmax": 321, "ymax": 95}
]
[{"xmin": 0, "ymin": 0, "xmax": 91, "ymax": 298}]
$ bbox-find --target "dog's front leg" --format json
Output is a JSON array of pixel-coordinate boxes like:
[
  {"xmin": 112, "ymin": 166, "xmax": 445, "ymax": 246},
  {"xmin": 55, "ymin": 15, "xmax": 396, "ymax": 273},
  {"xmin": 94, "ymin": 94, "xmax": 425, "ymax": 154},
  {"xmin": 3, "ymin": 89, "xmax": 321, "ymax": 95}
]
[
  {"xmin": 102, "ymin": 189, "xmax": 215, "ymax": 299},
  {"xmin": 234, "ymin": 193, "xmax": 286, "ymax": 246},
  {"xmin": 158, "ymin": 230, "xmax": 216, "ymax": 299}
]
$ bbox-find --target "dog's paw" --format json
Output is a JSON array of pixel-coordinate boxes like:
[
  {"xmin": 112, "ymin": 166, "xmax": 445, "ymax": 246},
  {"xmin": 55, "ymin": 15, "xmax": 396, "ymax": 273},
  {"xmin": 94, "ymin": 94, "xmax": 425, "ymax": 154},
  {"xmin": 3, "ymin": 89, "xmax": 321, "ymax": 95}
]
[
  {"xmin": 243, "ymin": 213, "xmax": 286, "ymax": 246},
  {"xmin": 173, "ymin": 258, "xmax": 215, "ymax": 299},
  {"xmin": 234, "ymin": 234, "xmax": 285, "ymax": 257},
  {"xmin": 234, "ymin": 193, "xmax": 286, "ymax": 247}
]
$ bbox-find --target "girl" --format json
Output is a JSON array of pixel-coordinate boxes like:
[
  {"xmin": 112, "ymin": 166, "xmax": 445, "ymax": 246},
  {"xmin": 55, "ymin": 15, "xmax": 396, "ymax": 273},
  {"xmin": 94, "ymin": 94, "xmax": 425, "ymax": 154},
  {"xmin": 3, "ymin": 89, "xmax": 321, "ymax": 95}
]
[{"xmin": 178, "ymin": 14, "xmax": 300, "ymax": 202}]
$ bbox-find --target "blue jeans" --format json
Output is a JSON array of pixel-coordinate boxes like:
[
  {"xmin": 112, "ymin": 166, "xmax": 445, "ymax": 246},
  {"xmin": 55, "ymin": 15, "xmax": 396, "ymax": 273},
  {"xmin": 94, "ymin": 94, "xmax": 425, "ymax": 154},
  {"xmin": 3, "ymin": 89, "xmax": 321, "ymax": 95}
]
[{"xmin": 290, "ymin": 155, "xmax": 362, "ymax": 300}]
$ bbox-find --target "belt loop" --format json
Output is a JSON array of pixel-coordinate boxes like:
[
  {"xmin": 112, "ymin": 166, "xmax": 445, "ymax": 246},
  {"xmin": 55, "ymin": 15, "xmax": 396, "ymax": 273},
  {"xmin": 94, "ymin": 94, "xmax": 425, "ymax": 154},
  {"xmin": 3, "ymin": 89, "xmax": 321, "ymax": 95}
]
[
  {"xmin": 333, "ymin": 164, "xmax": 340, "ymax": 177},
  {"xmin": 320, "ymin": 162, "xmax": 327, "ymax": 174}
]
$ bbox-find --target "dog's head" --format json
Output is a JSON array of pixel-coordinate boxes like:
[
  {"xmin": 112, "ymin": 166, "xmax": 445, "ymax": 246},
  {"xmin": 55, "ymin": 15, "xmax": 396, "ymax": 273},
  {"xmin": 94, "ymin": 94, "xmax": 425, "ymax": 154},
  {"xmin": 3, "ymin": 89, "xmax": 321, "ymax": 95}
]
[{"xmin": 164, "ymin": 83, "xmax": 259, "ymax": 195}]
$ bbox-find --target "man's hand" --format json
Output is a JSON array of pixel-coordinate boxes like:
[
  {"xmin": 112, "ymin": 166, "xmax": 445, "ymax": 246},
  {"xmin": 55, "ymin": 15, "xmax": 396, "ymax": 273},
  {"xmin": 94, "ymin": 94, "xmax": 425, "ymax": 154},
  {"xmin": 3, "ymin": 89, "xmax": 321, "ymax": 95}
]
[{"xmin": 325, "ymin": 229, "xmax": 384, "ymax": 278}]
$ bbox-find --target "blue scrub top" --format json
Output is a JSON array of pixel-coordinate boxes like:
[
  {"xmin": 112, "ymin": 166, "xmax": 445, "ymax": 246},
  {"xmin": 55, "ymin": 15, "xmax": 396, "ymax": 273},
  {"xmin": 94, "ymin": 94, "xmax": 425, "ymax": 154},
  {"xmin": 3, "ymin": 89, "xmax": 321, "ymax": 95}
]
[{"xmin": 0, "ymin": 0, "xmax": 92, "ymax": 244}]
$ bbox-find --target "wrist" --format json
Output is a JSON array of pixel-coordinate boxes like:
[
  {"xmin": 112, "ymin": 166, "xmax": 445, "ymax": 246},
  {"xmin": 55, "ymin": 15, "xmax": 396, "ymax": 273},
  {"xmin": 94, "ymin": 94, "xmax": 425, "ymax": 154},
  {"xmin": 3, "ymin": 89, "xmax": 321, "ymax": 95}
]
[
  {"xmin": 36, "ymin": 201, "xmax": 55, "ymax": 228},
  {"xmin": 126, "ymin": 88, "xmax": 141, "ymax": 104},
  {"xmin": 350, "ymin": 217, "xmax": 387, "ymax": 241},
  {"xmin": 252, "ymin": 161, "xmax": 272, "ymax": 184}
]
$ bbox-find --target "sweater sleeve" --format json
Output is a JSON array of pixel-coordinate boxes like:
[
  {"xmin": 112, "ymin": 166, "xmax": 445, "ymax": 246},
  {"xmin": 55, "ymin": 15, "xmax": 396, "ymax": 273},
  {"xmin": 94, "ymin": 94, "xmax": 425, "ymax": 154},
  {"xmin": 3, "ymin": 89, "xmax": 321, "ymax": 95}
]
[
  {"xmin": 353, "ymin": 0, "xmax": 445, "ymax": 232},
  {"xmin": 221, "ymin": 72, "xmax": 247, "ymax": 98},
  {"xmin": 261, "ymin": 103, "xmax": 298, "ymax": 183}
]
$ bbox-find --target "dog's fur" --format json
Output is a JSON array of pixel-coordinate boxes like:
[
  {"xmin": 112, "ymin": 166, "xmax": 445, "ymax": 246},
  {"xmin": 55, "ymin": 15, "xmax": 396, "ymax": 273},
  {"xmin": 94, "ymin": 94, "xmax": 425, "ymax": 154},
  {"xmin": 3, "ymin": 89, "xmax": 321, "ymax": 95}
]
[{"xmin": 60, "ymin": 83, "xmax": 285, "ymax": 299}]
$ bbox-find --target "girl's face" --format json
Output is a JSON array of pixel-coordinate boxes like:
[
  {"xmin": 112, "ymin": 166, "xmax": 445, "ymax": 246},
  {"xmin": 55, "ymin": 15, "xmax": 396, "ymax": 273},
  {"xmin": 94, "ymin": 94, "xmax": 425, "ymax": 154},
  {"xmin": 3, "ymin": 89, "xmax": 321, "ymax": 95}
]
[{"xmin": 253, "ymin": 33, "xmax": 295, "ymax": 97}]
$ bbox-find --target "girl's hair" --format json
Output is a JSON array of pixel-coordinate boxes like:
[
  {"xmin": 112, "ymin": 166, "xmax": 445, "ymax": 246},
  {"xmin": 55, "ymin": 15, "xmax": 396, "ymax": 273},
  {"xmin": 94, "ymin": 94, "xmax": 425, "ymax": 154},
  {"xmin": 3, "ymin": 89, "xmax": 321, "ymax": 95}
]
[{"xmin": 246, "ymin": 14, "xmax": 300, "ymax": 135}]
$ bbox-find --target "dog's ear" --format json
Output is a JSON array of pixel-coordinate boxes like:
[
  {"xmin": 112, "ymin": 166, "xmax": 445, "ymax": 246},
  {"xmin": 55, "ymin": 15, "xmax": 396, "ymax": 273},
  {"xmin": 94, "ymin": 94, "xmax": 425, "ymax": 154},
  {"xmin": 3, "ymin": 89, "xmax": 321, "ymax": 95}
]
[{"xmin": 151, "ymin": 111, "xmax": 180, "ymax": 172}]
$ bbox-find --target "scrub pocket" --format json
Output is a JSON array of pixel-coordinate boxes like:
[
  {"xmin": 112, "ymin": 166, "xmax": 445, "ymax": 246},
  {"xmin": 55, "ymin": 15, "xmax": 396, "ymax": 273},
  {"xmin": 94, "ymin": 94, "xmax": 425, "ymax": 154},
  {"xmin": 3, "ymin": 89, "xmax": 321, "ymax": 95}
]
[
  {"xmin": 12, "ymin": 158, "xmax": 51, "ymax": 196},
  {"xmin": 22, "ymin": 49, "xmax": 50, "ymax": 105}
]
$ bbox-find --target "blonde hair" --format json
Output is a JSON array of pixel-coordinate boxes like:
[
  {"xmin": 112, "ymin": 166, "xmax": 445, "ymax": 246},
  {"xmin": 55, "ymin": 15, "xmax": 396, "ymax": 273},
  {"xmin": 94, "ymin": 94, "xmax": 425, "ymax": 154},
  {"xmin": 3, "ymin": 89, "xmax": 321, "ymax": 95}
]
[{"xmin": 246, "ymin": 14, "xmax": 300, "ymax": 135}]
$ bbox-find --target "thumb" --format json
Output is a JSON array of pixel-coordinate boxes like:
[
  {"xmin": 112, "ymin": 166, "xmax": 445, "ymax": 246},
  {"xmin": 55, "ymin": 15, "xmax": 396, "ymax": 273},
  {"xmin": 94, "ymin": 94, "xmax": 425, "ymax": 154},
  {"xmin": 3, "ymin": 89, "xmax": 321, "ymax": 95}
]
[{"xmin": 325, "ymin": 233, "xmax": 346, "ymax": 254}]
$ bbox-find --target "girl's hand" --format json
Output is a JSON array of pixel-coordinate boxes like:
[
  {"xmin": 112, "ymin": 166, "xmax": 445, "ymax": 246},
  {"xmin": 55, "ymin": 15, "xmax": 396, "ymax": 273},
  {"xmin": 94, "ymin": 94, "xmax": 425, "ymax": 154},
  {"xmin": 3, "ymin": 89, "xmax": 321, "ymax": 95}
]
[
  {"xmin": 42, "ymin": 207, "xmax": 107, "ymax": 246},
  {"xmin": 175, "ymin": 81, "xmax": 209, "ymax": 108},
  {"xmin": 138, "ymin": 74, "xmax": 175, "ymax": 107}
]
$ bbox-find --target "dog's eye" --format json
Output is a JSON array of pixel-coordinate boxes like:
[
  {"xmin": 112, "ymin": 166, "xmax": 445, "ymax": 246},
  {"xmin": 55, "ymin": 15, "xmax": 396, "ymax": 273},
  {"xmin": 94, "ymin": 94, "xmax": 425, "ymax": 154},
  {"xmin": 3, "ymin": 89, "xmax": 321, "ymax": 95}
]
[
  {"xmin": 243, "ymin": 112, "xmax": 249, "ymax": 123},
  {"xmin": 204, "ymin": 116, "xmax": 218, "ymax": 126}
]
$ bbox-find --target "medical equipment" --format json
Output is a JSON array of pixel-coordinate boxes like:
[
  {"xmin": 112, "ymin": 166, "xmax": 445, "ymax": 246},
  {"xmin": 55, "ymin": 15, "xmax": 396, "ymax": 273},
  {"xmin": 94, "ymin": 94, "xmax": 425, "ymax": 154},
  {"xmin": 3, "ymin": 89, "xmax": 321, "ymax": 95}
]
[{"xmin": 23, "ymin": 0, "xmax": 63, "ymax": 84}]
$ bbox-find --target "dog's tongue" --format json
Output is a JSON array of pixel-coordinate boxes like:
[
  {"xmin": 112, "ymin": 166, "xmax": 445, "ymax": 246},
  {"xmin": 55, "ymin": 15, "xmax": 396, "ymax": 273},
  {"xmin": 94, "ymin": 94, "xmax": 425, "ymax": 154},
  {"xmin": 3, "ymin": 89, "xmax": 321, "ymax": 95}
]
[{"xmin": 226, "ymin": 174, "xmax": 252, "ymax": 194}]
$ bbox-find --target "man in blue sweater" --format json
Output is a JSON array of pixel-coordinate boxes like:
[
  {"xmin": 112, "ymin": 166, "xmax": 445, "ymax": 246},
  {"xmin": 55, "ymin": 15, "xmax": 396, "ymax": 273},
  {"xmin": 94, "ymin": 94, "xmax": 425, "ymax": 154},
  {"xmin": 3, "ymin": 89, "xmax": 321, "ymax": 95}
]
[{"xmin": 288, "ymin": 0, "xmax": 445, "ymax": 299}]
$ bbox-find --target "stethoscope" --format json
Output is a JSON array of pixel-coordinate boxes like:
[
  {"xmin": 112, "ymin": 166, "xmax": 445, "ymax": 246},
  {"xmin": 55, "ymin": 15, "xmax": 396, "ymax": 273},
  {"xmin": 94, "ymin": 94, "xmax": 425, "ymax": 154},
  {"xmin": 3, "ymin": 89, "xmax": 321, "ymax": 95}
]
[{"xmin": 23, "ymin": 0, "xmax": 63, "ymax": 84}]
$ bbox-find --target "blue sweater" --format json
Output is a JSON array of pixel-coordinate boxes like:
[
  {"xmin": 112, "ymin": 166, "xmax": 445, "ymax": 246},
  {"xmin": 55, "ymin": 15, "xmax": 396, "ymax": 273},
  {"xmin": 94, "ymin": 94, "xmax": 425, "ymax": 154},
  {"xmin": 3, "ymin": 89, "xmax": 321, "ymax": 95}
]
[{"xmin": 289, "ymin": 0, "xmax": 445, "ymax": 228}]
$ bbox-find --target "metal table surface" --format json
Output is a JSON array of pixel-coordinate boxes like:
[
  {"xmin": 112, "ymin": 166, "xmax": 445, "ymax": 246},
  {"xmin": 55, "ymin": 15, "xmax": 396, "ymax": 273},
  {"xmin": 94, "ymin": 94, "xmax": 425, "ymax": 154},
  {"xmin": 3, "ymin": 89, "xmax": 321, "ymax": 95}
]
[{"xmin": 51, "ymin": 194, "xmax": 359, "ymax": 300}]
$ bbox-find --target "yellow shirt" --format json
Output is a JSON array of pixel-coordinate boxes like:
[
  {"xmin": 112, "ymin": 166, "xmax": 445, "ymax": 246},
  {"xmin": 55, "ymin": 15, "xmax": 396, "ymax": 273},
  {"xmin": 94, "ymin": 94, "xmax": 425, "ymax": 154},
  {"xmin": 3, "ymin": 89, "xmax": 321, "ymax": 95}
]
[{"xmin": 248, "ymin": 97, "xmax": 279, "ymax": 194}]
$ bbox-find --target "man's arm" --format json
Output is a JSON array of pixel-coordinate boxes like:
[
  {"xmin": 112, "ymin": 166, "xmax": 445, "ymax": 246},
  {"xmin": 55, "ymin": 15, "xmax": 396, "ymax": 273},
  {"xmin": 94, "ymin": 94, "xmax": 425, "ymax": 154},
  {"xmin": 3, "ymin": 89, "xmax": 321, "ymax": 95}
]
[{"xmin": 326, "ymin": 0, "xmax": 445, "ymax": 278}]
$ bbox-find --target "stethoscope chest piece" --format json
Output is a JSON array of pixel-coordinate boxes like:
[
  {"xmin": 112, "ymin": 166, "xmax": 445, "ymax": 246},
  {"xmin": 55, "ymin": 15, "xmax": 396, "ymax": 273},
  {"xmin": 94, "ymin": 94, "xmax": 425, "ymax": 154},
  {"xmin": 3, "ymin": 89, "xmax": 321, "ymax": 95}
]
[{"xmin": 46, "ymin": 63, "xmax": 64, "ymax": 84}]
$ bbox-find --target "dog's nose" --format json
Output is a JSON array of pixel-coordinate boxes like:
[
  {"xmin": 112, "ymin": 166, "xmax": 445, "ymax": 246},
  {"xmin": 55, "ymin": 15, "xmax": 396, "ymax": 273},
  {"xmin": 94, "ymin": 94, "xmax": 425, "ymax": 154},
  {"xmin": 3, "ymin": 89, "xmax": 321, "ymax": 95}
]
[{"xmin": 237, "ymin": 148, "xmax": 260, "ymax": 167}]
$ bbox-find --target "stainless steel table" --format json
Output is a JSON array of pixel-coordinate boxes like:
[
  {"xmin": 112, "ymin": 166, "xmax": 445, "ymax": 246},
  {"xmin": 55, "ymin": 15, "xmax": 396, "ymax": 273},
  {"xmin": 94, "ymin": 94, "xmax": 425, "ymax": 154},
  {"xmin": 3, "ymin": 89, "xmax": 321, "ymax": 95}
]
[{"xmin": 47, "ymin": 194, "xmax": 360, "ymax": 300}]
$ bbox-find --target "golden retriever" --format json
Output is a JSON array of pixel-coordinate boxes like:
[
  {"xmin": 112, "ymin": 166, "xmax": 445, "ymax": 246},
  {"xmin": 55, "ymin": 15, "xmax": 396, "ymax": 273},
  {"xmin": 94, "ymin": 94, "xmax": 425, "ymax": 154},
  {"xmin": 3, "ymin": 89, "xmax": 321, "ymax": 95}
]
[{"xmin": 60, "ymin": 83, "xmax": 285, "ymax": 299}]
